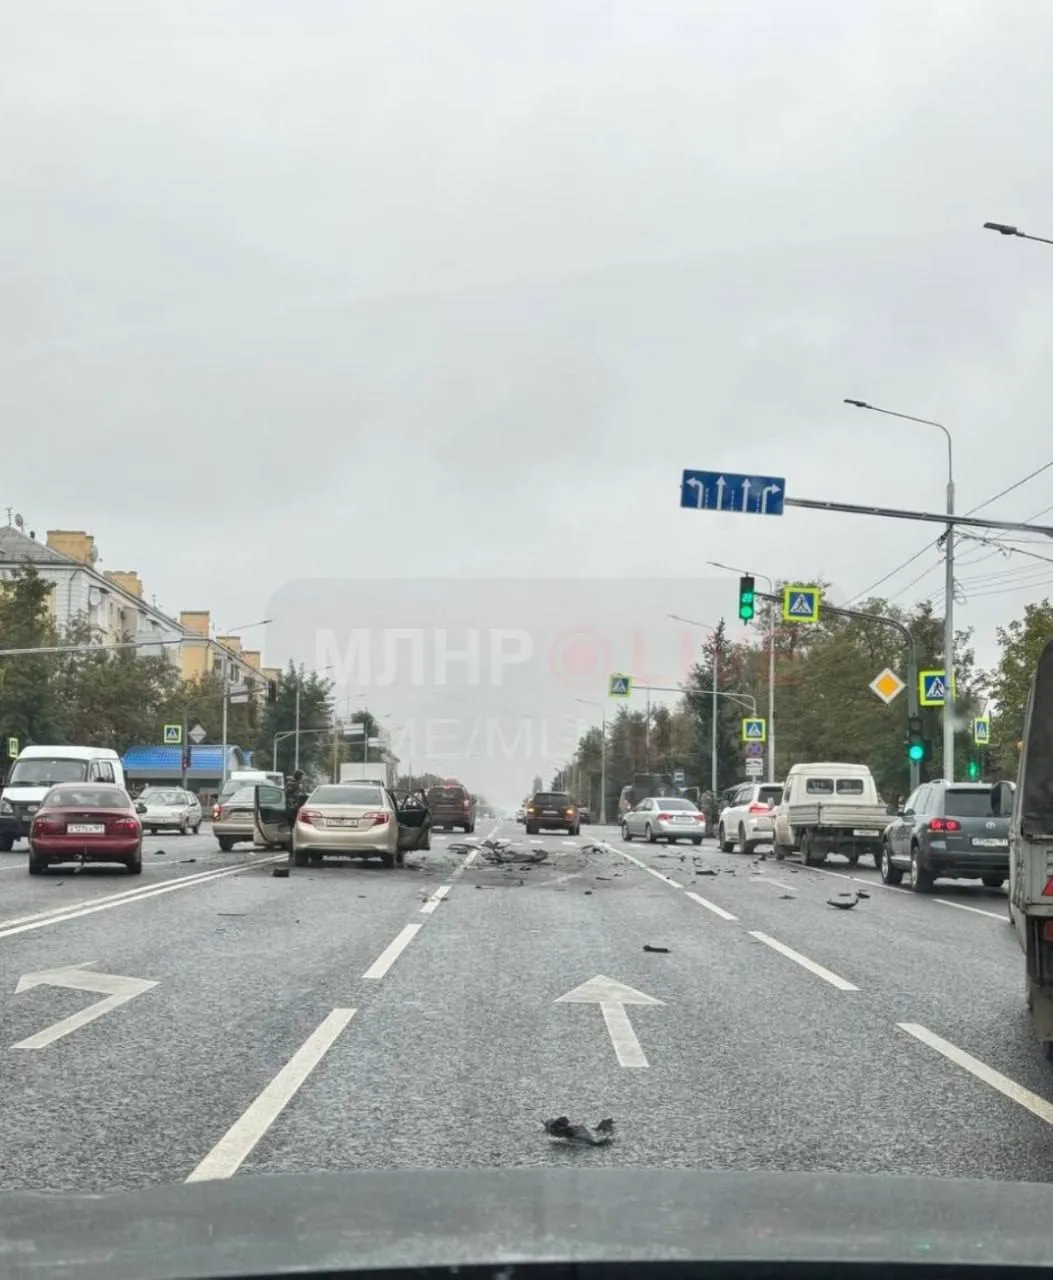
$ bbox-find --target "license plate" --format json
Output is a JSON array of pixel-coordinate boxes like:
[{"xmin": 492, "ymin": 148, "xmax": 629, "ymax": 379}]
[
  {"xmin": 543, "ymin": 810, "xmax": 558, "ymax": 816},
  {"xmin": 67, "ymin": 824, "xmax": 104, "ymax": 834},
  {"xmin": 853, "ymin": 829, "xmax": 880, "ymax": 837},
  {"xmin": 330, "ymin": 817, "xmax": 359, "ymax": 828},
  {"xmin": 672, "ymin": 816, "xmax": 694, "ymax": 823},
  {"xmin": 972, "ymin": 838, "xmax": 1008, "ymax": 848}
]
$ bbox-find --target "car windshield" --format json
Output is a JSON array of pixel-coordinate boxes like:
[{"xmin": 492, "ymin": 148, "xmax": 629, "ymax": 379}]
[
  {"xmin": 310, "ymin": 785, "xmax": 384, "ymax": 806},
  {"xmin": 8, "ymin": 758, "xmax": 90, "ymax": 786},
  {"xmin": 944, "ymin": 788, "xmax": 999, "ymax": 818},
  {"xmin": 43, "ymin": 787, "xmax": 129, "ymax": 809}
]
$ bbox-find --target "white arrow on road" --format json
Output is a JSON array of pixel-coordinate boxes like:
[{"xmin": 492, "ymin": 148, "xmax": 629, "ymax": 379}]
[
  {"xmin": 555, "ymin": 974, "xmax": 664, "ymax": 1068},
  {"xmin": 12, "ymin": 962, "xmax": 158, "ymax": 1050}
]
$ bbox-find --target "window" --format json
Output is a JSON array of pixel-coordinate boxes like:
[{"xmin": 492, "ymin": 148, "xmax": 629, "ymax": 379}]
[
  {"xmin": 311, "ymin": 785, "xmax": 385, "ymax": 806},
  {"xmin": 94, "ymin": 761, "xmax": 115, "ymax": 783},
  {"xmin": 911, "ymin": 786, "xmax": 932, "ymax": 813},
  {"xmin": 835, "ymin": 778, "xmax": 864, "ymax": 795},
  {"xmin": 655, "ymin": 798, "xmax": 697, "ymax": 811},
  {"xmin": 532, "ymin": 793, "xmax": 571, "ymax": 806},
  {"xmin": 758, "ymin": 785, "xmax": 783, "ymax": 807},
  {"xmin": 805, "ymin": 778, "xmax": 834, "ymax": 794},
  {"xmin": 7, "ymin": 757, "xmax": 89, "ymax": 786},
  {"xmin": 943, "ymin": 787, "xmax": 997, "ymax": 819}
]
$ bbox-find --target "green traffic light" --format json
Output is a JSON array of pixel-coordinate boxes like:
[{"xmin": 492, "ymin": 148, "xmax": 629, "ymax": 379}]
[
  {"xmin": 908, "ymin": 742, "xmax": 924, "ymax": 762},
  {"xmin": 966, "ymin": 759, "xmax": 980, "ymax": 780}
]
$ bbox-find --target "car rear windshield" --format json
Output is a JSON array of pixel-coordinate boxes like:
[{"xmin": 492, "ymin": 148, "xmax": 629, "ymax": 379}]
[
  {"xmin": 758, "ymin": 786, "xmax": 783, "ymax": 806},
  {"xmin": 656, "ymin": 798, "xmax": 696, "ymax": 811},
  {"xmin": 147, "ymin": 790, "xmax": 186, "ymax": 805},
  {"xmin": 225, "ymin": 789, "xmax": 255, "ymax": 806},
  {"xmin": 9, "ymin": 758, "xmax": 90, "ymax": 786},
  {"xmin": 311, "ymin": 785, "xmax": 384, "ymax": 806},
  {"xmin": 804, "ymin": 778, "xmax": 864, "ymax": 795},
  {"xmin": 428, "ymin": 786, "xmax": 467, "ymax": 801},
  {"xmin": 944, "ymin": 788, "xmax": 998, "ymax": 818},
  {"xmin": 533, "ymin": 793, "xmax": 572, "ymax": 806},
  {"xmin": 44, "ymin": 787, "xmax": 129, "ymax": 809}
]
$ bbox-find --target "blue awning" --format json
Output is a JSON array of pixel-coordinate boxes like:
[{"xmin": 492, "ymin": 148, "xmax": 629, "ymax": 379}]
[{"xmin": 122, "ymin": 745, "xmax": 247, "ymax": 779}]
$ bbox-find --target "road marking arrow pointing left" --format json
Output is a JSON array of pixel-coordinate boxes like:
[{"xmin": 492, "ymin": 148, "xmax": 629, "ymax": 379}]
[
  {"xmin": 555, "ymin": 974, "xmax": 664, "ymax": 1069},
  {"xmin": 13, "ymin": 962, "xmax": 158, "ymax": 1050}
]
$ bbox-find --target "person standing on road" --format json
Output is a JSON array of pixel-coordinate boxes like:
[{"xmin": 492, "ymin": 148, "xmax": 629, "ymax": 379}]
[{"xmin": 285, "ymin": 769, "xmax": 309, "ymax": 826}]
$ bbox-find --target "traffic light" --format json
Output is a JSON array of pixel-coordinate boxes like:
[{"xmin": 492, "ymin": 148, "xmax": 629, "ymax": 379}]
[
  {"xmin": 907, "ymin": 715, "xmax": 925, "ymax": 764},
  {"xmin": 267, "ymin": 680, "xmax": 278, "ymax": 703},
  {"xmin": 966, "ymin": 758, "xmax": 980, "ymax": 781},
  {"xmin": 738, "ymin": 575, "xmax": 755, "ymax": 622}
]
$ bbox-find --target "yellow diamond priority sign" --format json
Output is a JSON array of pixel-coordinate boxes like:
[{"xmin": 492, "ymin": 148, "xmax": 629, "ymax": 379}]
[{"xmin": 869, "ymin": 668, "xmax": 905, "ymax": 706}]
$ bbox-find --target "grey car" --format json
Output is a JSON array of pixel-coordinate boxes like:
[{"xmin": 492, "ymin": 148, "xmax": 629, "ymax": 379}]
[
  {"xmin": 621, "ymin": 796, "xmax": 705, "ymax": 844},
  {"xmin": 880, "ymin": 779, "xmax": 1011, "ymax": 892}
]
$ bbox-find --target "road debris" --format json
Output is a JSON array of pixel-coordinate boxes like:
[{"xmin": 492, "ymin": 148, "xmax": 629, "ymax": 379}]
[
  {"xmin": 272, "ymin": 867, "xmax": 290, "ymax": 878},
  {"xmin": 643, "ymin": 944, "xmax": 669, "ymax": 953},
  {"xmin": 827, "ymin": 892, "xmax": 860, "ymax": 910},
  {"xmin": 543, "ymin": 1116, "xmax": 615, "ymax": 1147}
]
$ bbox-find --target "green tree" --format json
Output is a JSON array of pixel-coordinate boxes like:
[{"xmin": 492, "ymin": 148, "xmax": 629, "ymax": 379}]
[
  {"xmin": 159, "ymin": 669, "xmax": 262, "ymax": 760},
  {"xmin": 257, "ymin": 663, "xmax": 334, "ymax": 776},
  {"xmin": 0, "ymin": 567, "xmax": 67, "ymax": 749},
  {"xmin": 988, "ymin": 599, "xmax": 1053, "ymax": 775}
]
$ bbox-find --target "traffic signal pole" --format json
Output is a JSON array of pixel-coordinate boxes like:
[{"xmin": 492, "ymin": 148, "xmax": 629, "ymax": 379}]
[{"xmin": 756, "ymin": 592, "xmax": 922, "ymax": 791}]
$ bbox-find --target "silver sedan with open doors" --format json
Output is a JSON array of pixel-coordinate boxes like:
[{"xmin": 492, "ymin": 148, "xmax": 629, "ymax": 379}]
[{"xmin": 253, "ymin": 782, "xmax": 433, "ymax": 869}]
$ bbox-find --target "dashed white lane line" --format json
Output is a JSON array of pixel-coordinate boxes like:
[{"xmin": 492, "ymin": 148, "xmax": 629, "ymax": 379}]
[
  {"xmin": 749, "ymin": 931, "xmax": 858, "ymax": 991},
  {"xmin": 898, "ymin": 1023, "xmax": 1053, "ymax": 1126},
  {"xmin": 933, "ymin": 898, "xmax": 1006, "ymax": 921},
  {"xmin": 686, "ymin": 891, "xmax": 738, "ymax": 922},
  {"xmin": 449, "ymin": 849, "xmax": 479, "ymax": 881},
  {"xmin": 186, "ymin": 1008, "xmax": 356, "ymax": 1181},
  {"xmin": 421, "ymin": 884, "xmax": 451, "ymax": 914},
  {"xmin": 362, "ymin": 924, "xmax": 422, "ymax": 980},
  {"xmin": 617, "ymin": 848, "xmax": 683, "ymax": 889},
  {"xmin": 0, "ymin": 857, "xmax": 284, "ymax": 941}
]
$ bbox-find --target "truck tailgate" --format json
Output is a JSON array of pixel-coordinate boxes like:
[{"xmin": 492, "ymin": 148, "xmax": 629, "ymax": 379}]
[{"xmin": 788, "ymin": 803, "xmax": 889, "ymax": 830}]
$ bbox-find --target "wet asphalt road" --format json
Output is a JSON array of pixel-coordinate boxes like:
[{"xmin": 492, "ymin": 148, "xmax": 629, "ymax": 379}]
[{"xmin": 0, "ymin": 818, "xmax": 1049, "ymax": 1193}]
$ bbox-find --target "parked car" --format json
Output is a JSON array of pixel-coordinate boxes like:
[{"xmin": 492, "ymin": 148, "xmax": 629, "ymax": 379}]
[
  {"xmin": 621, "ymin": 796, "xmax": 704, "ymax": 845},
  {"xmin": 880, "ymin": 779, "xmax": 1011, "ymax": 892},
  {"xmin": 27, "ymin": 782, "xmax": 145, "ymax": 875},
  {"xmin": 717, "ymin": 782, "xmax": 783, "ymax": 854},
  {"xmin": 137, "ymin": 787, "xmax": 203, "ymax": 835},
  {"xmin": 515, "ymin": 806, "xmax": 526, "ymax": 824},
  {"xmin": 253, "ymin": 782, "xmax": 431, "ymax": 868},
  {"xmin": 525, "ymin": 791, "xmax": 580, "ymax": 835},
  {"xmin": 212, "ymin": 786, "xmax": 258, "ymax": 852}
]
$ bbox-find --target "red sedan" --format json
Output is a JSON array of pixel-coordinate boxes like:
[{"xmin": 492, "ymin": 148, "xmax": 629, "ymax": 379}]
[{"xmin": 28, "ymin": 783, "xmax": 145, "ymax": 875}]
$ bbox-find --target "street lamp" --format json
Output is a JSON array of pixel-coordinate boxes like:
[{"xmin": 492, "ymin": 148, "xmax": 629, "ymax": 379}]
[
  {"xmin": 668, "ymin": 615, "xmax": 720, "ymax": 799},
  {"xmin": 983, "ymin": 221, "xmax": 1053, "ymax": 248},
  {"xmin": 845, "ymin": 399, "xmax": 956, "ymax": 780},
  {"xmin": 213, "ymin": 618, "xmax": 271, "ymax": 788},
  {"xmin": 576, "ymin": 697, "xmax": 608, "ymax": 825},
  {"xmin": 707, "ymin": 561, "xmax": 777, "ymax": 782}
]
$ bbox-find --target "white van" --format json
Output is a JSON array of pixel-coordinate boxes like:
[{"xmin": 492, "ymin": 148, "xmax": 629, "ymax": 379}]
[
  {"xmin": 219, "ymin": 769, "xmax": 283, "ymax": 802},
  {"xmin": 0, "ymin": 746, "xmax": 126, "ymax": 851},
  {"xmin": 772, "ymin": 761, "xmax": 890, "ymax": 866}
]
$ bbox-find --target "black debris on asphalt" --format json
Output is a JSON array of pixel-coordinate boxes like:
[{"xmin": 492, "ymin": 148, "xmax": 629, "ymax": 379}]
[
  {"xmin": 643, "ymin": 944, "xmax": 670, "ymax": 953},
  {"xmin": 543, "ymin": 1117, "xmax": 615, "ymax": 1147}
]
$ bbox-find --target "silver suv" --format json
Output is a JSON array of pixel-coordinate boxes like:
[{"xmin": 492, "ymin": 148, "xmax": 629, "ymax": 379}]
[{"xmin": 718, "ymin": 781, "xmax": 783, "ymax": 854}]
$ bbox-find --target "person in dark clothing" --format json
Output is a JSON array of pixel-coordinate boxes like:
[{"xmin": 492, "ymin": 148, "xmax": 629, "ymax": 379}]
[{"xmin": 285, "ymin": 770, "xmax": 310, "ymax": 825}]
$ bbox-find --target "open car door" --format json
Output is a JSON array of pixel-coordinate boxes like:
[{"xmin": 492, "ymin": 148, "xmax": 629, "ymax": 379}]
[
  {"xmin": 391, "ymin": 789, "xmax": 432, "ymax": 855},
  {"xmin": 254, "ymin": 784, "xmax": 291, "ymax": 850}
]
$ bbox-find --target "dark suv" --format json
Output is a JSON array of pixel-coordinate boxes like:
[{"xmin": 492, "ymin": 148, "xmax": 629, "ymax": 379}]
[
  {"xmin": 880, "ymin": 779, "xmax": 1011, "ymax": 892},
  {"xmin": 526, "ymin": 791, "xmax": 580, "ymax": 835},
  {"xmin": 425, "ymin": 783, "xmax": 475, "ymax": 833}
]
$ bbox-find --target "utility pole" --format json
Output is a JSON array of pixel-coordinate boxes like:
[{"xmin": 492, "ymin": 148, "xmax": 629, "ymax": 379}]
[{"xmin": 293, "ymin": 672, "xmax": 301, "ymax": 772}]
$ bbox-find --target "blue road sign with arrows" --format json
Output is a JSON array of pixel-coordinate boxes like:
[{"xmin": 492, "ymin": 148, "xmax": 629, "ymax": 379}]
[{"xmin": 680, "ymin": 469, "xmax": 785, "ymax": 515}]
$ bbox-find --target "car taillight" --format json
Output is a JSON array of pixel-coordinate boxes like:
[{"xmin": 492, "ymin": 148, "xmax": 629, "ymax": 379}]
[
  {"xmin": 748, "ymin": 803, "xmax": 770, "ymax": 814},
  {"xmin": 31, "ymin": 816, "xmax": 63, "ymax": 834},
  {"xmin": 929, "ymin": 818, "xmax": 961, "ymax": 833},
  {"xmin": 212, "ymin": 805, "xmax": 220, "ymax": 819},
  {"xmin": 298, "ymin": 809, "xmax": 319, "ymax": 826},
  {"xmin": 112, "ymin": 817, "xmax": 139, "ymax": 833},
  {"xmin": 657, "ymin": 812, "xmax": 671, "ymax": 821},
  {"xmin": 362, "ymin": 811, "xmax": 390, "ymax": 826}
]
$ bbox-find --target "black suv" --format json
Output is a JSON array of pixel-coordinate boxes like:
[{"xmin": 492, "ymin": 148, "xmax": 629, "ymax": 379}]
[
  {"xmin": 525, "ymin": 791, "xmax": 580, "ymax": 835},
  {"xmin": 880, "ymin": 779, "xmax": 1011, "ymax": 892}
]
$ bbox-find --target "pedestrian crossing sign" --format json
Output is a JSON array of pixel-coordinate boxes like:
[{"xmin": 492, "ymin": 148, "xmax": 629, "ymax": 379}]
[
  {"xmin": 163, "ymin": 723, "xmax": 183, "ymax": 745},
  {"xmin": 973, "ymin": 717, "xmax": 990, "ymax": 746},
  {"xmin": 782, "ymin": 585, "xmax": 820, "ymax": 623},
  {"xmin": 608, "ymin": 673, "xmax": 632, "ymax": 698},
  {"xmin": 6, "ymin": 737, "xmax": 17, "ymax": 758},
  {"xmin": 919, "ymin": 671, "xmax": 957, "ymax": 707},
  {"xmin": 742, "ymin": 717, "xmax": 766, "ymax": 743}
]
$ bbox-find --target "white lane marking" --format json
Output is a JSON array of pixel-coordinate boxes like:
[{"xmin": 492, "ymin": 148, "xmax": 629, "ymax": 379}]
[
  {"xmin": 617, "ymin": 848, "xmax": 683, "ymax": 888},
  {"xmin": 601, "ymin": 1004, "xmax": 649, "ymax": 1068},
  {"xmin": 686, "ymin": 891, "xmax": 738, "ymax": 921},
  {"xmin": 548, "ymin": 871, "xmax": 582, "ymax": 886},
  {"xmin": 13, "ymin": 966, "xmax": 158, "ymax": 1051},
  {"xmin": 420, "ymin": 884, "xmax": 451, "ymax": 914},
  {"xmin": 0, "ymin": 858, "xmax": 284, "ymax": 941},
  {"xmin": 934, "ymin": 898, "xmax": 1006, "ymax": 921},
  {"xmin": 449, "ymin": 848, "xmax": 479, "ymax": 882},
  {"xmin": 749, "ymin": 931, "xmax": 859, "ymax": 991},
  {"xmin": 362, "ymin": 923, "xmax": 422, "ymax": 980},
  {"xmin": 186, "ymin": 1008, "xmax": 356, "ymax": 1181},
  {"xmin": 898, "ymin": 1022, "xmax": 1053, "ymax": 1126}
]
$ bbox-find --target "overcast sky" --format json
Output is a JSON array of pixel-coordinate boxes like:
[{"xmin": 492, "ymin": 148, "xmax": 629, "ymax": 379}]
[{"xmin": 3, "ymin": 1, "xmax": 1052, "ymax": 795}]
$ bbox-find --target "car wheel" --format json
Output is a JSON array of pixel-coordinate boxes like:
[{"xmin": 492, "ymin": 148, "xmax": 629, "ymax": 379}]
[
  {"xmin": 909, "ymin": 845, "xmax": 935, "ymax": 893},
  {"xmin": 621, "ymin": 823, "xmax": 632, "ymax": 841},
  {"xmin": 525, "ymin": 823, "xmax": 538, "ymax": 835},
  {"xmin": 395, "ymin": 848, "xmax": 405, "ymax": 866},
  {"xmin": 983, "ymin": 876, "xmax": 1006, "ymax": 889},
  {"xmin": 379, "ymin": 851, "xmax": 395, "ymax": 869},
  {"xmin": 645, "ymin": 824, "xmax": 656, "ymax": 843},
  {"xmin": 179, "ymin": 822, "xmax": 188, "ymax": 836},
  {"xmin": 570, "ymin": 824, "xmax": 580, "ymax": 836},
  {"xmin": 217, "ymin": 837, "xmax": 235, "ymax": 852},
  {"xmin": 738, "ymin": 825, "xmax": 755, "ymax": 855},
  {"xmin": 127, "ymin": 850, "xmax": 143, "ymax": 875},
  {"xmin": 718, "ymin": 825, "xmax": 734, "ymax": 853},
  {"xmin": 692, "ymin": 837, "xmax": 703, "ymax": 846},
  {"xmin": 879, "ymin": 842, "xmax": 903, "ymax": 885},
  {"xmin": 28, "ymin": 850, "xmax": 46, "ymax": 875},
  {"xmin": 194, "ymin": 823, "xmax": 202, "ymax": 834}
]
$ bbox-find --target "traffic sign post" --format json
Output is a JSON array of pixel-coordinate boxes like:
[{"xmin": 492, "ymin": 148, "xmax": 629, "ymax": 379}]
[
  {"xmin": 973, "ymin": 717, "xmax": 990, "ymax": 746},
  {"xmin": 680, "ymin": 470, "xmax": 785, "ymax": 515},
  {"xmin": 782, "ymin": 586, "xmax": 820, "ymax": 623},
  {"xmin": 744, "ymin": 742, "xmax": 764, "ymax": 758},
  {"xmin": 869, "ymin": 669, "xmax": 905, "ymax": 705},
  {"xmin": 608, "ymin": 673, "xmax": 632, "ymax": 698},
  {"xmin": 163, "ymin": 724, "xmax": 183, "ymax": 746},
  {"xmin": 6, "ymin": 737, "xmax": 17, "ymax": 758},
  {"xmin": 742, "ymin": 717, "xmax": 767, "ymax": 743}
]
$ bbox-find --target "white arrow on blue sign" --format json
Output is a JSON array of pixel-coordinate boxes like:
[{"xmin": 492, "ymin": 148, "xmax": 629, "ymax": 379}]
[{"xmin": 680, "ymin": 470, "xmax": 785, "ymax": 516}]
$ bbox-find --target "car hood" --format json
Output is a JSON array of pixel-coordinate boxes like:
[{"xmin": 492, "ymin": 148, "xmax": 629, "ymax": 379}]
[{"xmin": 2, "ymin": 1168, "xmax": 1052, "ymax": 1279}]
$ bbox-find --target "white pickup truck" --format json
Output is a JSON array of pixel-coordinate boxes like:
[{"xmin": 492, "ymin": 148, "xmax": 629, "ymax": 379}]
[
  {"xmin": 1008, "ymin": 634, "xmax": 1053, "ymax": 1059},
  {"xmin": 773, "ymin": 761, "xmax": 890, "ymax": 867}
]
